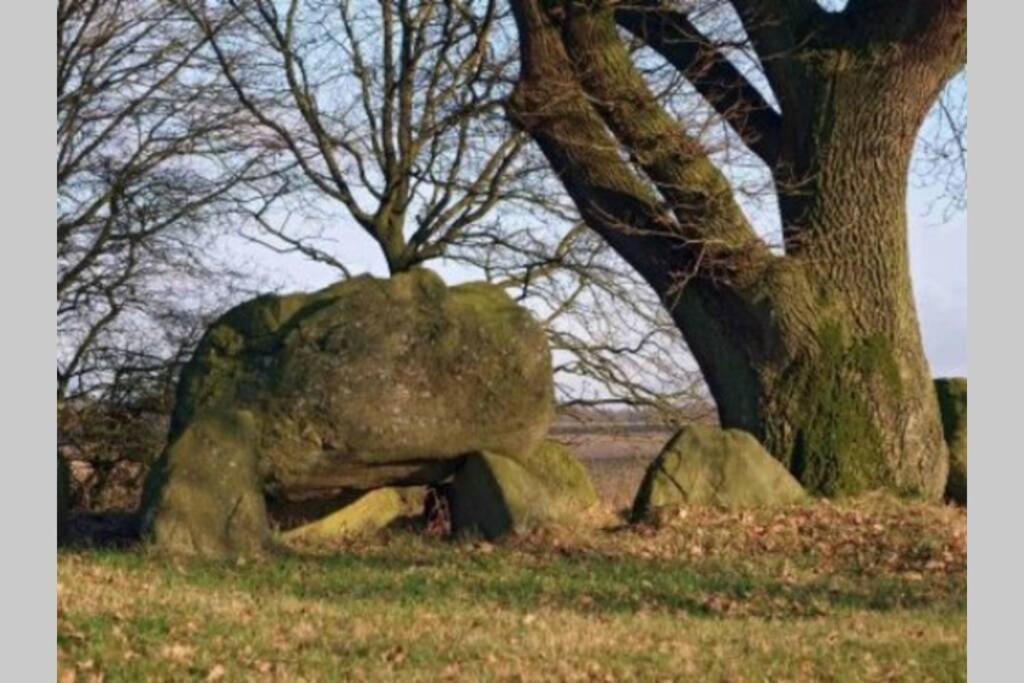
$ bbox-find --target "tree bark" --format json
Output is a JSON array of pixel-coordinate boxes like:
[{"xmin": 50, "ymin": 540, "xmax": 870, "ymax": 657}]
[
  {"xmin": 752, "ymin": 6, "xmax": 964, "ymax": 496},
  {"xmin": 507, "ymin": 0, "xmax": 965, "ymax": 499}
]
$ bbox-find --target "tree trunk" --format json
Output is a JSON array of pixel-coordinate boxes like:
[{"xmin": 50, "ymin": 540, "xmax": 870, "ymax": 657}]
[
  {"xmin": 666, "ymin": 248, "xmax": 947, "ymax": 498},
  {"xmin": 506, "ymin": 0, "xmax": 963, "ymax": 500},
  {"xmin": 674, "ymin": 49, "xmax": 954, "ymax": 498}
]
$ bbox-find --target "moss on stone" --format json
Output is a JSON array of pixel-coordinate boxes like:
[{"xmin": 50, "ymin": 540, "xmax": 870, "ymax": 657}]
[
  {"xmin": 449, "ymin": 441, "xmax": 598, "ymax": 540},
  {"xmin": 517, "ymin": 440, "xmax": 599, "ymax": 508},
  {"xmin": 170, "ymin": 269, "xmax": 552, "ymax": 472},
  {"xmin": 789, "ymin": 321, "xmax": 902, "ymax": 497},
  {"xmin": 631, "ymin": 425, "xmax": 807, "ymax": 521},
  {"xmin": 274, "ymin": 271, "xmax": 549, "ymax": 467},
  {"xmin": 280, "ymin": 487, "xmax": 425, "ymax": 544},
  {"xmin": 141, "ymin": 410, "xmax": 271, "ymax": 558},
  {"xmin": 935, "ymin": 377, "xmax": 967, "ymax": 505}
]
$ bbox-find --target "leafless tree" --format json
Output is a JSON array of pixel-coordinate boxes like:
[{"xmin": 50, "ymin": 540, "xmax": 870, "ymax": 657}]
[
  {"xmin": 181, "ymin": 0, "xmax": 539, "ymax": 272},
  {"xmin": 180, "ymin": 0, "xmax": 716, "ymax": 420},
  {"xmin": 56, "ymin": 0, "xmax": 293, "ymax": 508},
  {"xmin": 505, "ymin": 0, "xmax": 966, "ymax": 497},
  {"xmin": 59, "ymin": 0, "xmax": 966, "ymax": 443},
  {"xmin": 57, "ymin": 0, "xmax": 276, "ymax": 405}
]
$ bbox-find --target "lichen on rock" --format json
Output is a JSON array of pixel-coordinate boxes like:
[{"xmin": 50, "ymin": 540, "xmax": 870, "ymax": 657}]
[
  {"xmin": 141, "ymin": 410, "xmax": 271, "ymax": 557},
  {"xmin": 631, "ymin": 425, "xmax": 807, "ymax": 521},
  {"xmin": 448, "ymin": 440, "xmax": 598, "ymax": 540},
  {"xmin": 281, "ymin": 487, "xmax": 426, "ymax": 544}
]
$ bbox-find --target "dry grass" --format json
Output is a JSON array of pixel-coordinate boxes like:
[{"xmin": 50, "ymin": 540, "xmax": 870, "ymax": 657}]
[
  {"xmin": 58, "ymin": 430, "xmax": 965, "ymax": 681},
  {"xmin": 58, "ymin": 489, "xmax": 965, "ymax": 682}
]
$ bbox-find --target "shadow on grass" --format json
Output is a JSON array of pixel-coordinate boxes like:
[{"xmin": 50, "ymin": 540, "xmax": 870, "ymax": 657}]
[
  {"xmin": 63, "ymin": 511, "xmax": 141, "ymax": 549},
  {"xmin": 293, "ymin": 552, "xmax": 963, "ymax": 618},
  {"xmin": 69, "ymin": 534, "xmax": 964, "ymax": 621}
]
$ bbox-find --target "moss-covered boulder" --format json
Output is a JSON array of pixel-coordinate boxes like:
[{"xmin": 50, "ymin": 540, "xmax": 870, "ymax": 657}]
[
  {"xmin": 935, "ymin": 377, "xmax": 967, "ymax": 505},
  {"xmin": 449, "ymin": 440, "xmax": 598, "ymax": 540},
  {"xmin": 58, "ymin": 454, "xmax": 70, "ymax": 545},
  {"xmin": 281, "ymin": 487, "xmax": 425, "ymax": 544},
  {"xmin": 141, "ymin": 410, "xmax": 271, "ymax": 557},
  {"xmin": 631, "ymin": 425, "xmax": 807, "ymax": 521},
  {"xmin": 141, "ymin": 269, "xmax": 553, "ymax": 556}
]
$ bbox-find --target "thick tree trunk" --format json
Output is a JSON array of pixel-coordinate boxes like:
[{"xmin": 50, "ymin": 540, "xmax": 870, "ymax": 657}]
[
  {"xmin": 703, "ymin": 256, "xmax": 948, "ymax": 499},
  {"xmin": 773, "ymin": 40, "xmax": 956, "ymax": 496},
  {"xmin": 506, "ymin": 0, "xmax": 963, "ymax": 500},
  {"xmin": 678, "ymin": 53, "xmax": 954, "ymax": 498},
  {"xmin": 668, "ymin": 245, "xmax": 947, "ymax": 499},
  {"xmin": 758, "ymin": 309, "xmax": 947, "ymax": 500}
]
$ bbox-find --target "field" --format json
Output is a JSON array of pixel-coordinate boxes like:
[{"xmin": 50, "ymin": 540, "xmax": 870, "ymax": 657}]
[{"xmin": 57, "ymin": 433, "xmax": 967, "ymax": 682}]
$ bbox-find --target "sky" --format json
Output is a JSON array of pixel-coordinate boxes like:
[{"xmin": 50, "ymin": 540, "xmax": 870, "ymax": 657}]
[{"xmin": 907, "ymin": 186, "xmax": 968, "ymax": 377}]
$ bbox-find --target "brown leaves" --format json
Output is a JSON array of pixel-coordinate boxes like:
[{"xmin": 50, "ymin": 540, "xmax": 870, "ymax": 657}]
[
  {"xmin": 59, "ymin": 659, "xmax": 104, "ymax": 683},
  {"xmin": 595, "ymin": 495, "xmax": 967, "ymax": 583},
  {"xmin": 56, "ymin": 494, "xmax": 965, "ymax": 680},
  {"xmin": 382, "ymin": 644, "xmax": 407, "ymax": 665},
  {"xmin": 204, "ymin": 664, "xmax": 226, "ymax": 681},
  {"xmin": 159, "ymin": 643, "xmax": 195, "ymax": 664}
]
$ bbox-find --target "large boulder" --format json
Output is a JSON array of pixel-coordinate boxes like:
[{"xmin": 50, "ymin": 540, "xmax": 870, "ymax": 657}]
[
  {"xmin": 631, "ymin": 425, "xmax": 807, "ymax": 521},
  {"xmin": 449, "ymin": 440, "xmax": 598, "ymax": 540},
  {"xmin": 935, "ymin": 377, "xmax": 967, "ymax": 505},
  {"xmin": 141, "ymin": 269, "xmax": 554, "ymax": 556}
]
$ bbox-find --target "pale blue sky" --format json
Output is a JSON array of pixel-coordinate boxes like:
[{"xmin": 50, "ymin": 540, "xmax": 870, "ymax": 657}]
[{"xmin": 908, "ymin": 185, "xmax": 968, "ymax": 377}]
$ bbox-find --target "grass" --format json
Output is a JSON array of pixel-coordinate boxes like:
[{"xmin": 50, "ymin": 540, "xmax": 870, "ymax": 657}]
[{"xmin": 58, "ymin": 493, "xmax": 965, "ymax": 682}]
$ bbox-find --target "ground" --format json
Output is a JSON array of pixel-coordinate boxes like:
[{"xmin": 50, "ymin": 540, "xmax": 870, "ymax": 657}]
[{"xmin": 57, "ymin": 430, "xmax": 966, "ymax": 682}]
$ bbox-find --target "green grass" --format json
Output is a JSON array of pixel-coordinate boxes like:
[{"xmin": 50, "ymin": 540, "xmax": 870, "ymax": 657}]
[{"xmin": 58, "ymin": 495, "xmax": 965, "ymax": 682}]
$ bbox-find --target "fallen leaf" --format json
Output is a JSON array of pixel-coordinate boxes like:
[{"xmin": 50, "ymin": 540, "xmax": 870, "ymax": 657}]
[{"xmin": 160, "ymin": 643, "xmax": 195, "ymax": 663}]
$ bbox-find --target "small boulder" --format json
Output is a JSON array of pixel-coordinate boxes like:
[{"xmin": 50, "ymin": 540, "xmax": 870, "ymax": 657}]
[
  {"xmin": 935, "ymin": 377, "xmax": 967, "ymax": 505},
  {"xmin": 449, "ymin": 440, "xmax": 598, "ymax": 540},
  {"xmin": 281, "ymin": 487, "xmax": 425, "ymax": 544},
  {"xmin": 631, "ymin": 425, "xmax": 807, "ymax": 521}
]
